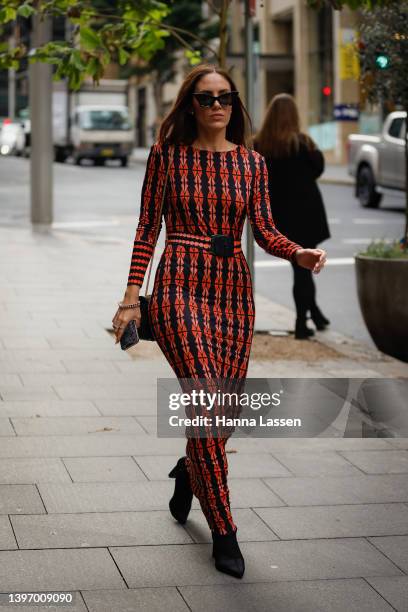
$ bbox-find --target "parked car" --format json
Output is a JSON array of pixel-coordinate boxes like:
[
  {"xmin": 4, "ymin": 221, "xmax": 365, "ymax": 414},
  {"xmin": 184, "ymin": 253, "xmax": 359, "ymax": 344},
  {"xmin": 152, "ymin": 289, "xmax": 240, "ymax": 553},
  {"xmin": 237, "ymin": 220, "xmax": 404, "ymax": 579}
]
[
  {"xmin": 21, "ymin": 81, "xmax": 134, "ymax": 166},
  {"xmin": 347, "ymin": 111, "xmax": 406, "ymax": 207},
  {"xmin": 65, "ymin": 105, "xmax": 134, "ymax": 166},
  {"xmin": 0, "ymin": 119, "xmax": 25, "ymax": 156}
]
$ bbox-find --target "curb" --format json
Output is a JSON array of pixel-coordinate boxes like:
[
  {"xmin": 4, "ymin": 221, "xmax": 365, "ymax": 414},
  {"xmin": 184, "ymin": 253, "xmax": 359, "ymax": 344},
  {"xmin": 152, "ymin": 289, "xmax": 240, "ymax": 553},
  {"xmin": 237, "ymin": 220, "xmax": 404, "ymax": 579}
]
[
  {"xmin": 318, "ymin": 177, "xmax": 354, "ymax": 187},
  {"xmin": 317, "ymin": 177, "xmax": 354, "ymax": 187}
]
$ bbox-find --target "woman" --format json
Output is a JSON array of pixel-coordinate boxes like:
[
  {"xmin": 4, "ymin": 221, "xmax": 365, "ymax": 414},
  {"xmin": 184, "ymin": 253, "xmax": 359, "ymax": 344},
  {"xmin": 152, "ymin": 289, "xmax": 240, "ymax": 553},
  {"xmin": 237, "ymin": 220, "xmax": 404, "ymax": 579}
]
[
  {"xmin": 112, "ymin": 65, "xmax": 326, "ymax": 578},
  {"xmin": 254, "ymin": 93, "xmax": 331, "ymax": 339}
]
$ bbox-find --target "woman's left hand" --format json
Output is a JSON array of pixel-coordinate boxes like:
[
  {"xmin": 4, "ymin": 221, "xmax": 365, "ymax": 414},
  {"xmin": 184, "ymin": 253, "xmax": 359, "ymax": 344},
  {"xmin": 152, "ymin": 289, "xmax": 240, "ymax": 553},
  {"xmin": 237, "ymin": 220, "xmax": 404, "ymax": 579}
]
[{"xmin": 295, "ymin": 248, "xmax": 326, "ymax": 274}]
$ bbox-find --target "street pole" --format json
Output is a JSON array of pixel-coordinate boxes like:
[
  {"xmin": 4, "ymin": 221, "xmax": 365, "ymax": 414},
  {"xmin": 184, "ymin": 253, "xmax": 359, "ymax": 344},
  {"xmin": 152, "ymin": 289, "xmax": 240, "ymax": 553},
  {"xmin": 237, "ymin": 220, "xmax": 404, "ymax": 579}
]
[
  {"xmin": 29, "ymin": 12, "xmax": 53, "ymax": 226},
  {"xmin": 8, "ymin": 30, "xmax": 16, "ymax": 120},
  {"xmin": 245, "ymin": 0, "xmax": 255, "ymax": 285}
]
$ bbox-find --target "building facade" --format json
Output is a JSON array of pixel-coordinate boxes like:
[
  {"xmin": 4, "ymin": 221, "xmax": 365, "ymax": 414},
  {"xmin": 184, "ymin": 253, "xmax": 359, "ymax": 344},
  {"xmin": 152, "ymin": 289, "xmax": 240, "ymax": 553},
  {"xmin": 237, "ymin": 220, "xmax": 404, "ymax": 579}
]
[{"xmin": 228, "ymin": 0, "xmax": 361, "ymax": 164}]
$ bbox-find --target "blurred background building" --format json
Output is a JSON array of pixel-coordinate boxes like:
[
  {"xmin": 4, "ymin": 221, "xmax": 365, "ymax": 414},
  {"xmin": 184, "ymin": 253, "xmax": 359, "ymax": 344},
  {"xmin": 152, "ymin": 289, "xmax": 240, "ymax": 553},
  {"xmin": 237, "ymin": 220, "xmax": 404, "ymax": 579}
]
[
  {"xmin": 0, "ymin": 0, "xmax": 378, "ymax": 165},
  {"xmin": 128, "ymin": 0, "xmax": 364, "ymax": 164}
]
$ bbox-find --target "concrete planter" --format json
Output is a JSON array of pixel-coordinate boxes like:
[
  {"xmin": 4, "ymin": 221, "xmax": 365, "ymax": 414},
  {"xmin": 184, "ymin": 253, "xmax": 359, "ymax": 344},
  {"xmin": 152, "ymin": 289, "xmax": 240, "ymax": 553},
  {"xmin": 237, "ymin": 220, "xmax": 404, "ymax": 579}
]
[{"xmin": 355, "ymin": 255, "xmax": 408, "ymax": 362}]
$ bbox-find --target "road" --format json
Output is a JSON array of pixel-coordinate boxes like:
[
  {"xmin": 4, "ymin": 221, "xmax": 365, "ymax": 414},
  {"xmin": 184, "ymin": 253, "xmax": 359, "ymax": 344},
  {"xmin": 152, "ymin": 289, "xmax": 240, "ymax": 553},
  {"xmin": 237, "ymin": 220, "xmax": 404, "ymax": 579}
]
[{"xmin": 0, "ymin": 155, "xmax": 405, "ymax": 348}]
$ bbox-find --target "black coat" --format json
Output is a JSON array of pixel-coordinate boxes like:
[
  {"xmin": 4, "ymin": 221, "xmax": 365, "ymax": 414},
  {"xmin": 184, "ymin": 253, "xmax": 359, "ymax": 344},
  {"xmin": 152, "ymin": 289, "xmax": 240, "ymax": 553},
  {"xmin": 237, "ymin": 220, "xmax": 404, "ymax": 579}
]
[{"xmin": 262, "ymin": 141, "xmax": 331, "ymax": 248}]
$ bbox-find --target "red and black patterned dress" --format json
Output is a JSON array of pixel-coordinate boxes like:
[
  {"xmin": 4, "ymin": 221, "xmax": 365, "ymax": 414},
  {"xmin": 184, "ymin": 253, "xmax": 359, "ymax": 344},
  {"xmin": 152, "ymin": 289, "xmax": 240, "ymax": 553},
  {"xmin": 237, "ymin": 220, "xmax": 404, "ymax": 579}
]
[{"xmin": 127, "ymin": 141, "xmax": 301, "ymax": 535}]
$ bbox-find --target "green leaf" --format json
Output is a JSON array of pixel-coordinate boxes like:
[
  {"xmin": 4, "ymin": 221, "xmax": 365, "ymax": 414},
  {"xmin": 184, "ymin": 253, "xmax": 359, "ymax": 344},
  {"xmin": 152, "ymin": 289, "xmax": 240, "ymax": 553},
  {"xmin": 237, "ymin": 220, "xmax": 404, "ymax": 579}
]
[
  {"xmin": 69, "ymin": 49, "xmax": 85, "ymax": 70},
  {"xmin": 0, "ymin": 6, "xmax": 17, "ymax": 23},
  {"xmin": 80, "ymin": 27, "xmax": 101, "ymax": 51},
  {"xmin": 118, "ymin": 47, "xmax": 130, "ymax": 65},
  {"xmin": 185, "ymin": 49, "xmax": 202, "ymax": 65},
  {"xmin": 17, "ymin": 4, "xmax": 35, "ymax": 19}
]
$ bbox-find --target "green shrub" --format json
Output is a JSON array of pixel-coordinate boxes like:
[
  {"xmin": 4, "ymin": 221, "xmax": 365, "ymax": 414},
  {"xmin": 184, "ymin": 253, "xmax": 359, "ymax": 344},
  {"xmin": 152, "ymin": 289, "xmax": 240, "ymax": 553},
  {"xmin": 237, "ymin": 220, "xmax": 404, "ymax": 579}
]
[{"xmin": 359, "ymin": 239, "xmax": 408, "ymax": 259}]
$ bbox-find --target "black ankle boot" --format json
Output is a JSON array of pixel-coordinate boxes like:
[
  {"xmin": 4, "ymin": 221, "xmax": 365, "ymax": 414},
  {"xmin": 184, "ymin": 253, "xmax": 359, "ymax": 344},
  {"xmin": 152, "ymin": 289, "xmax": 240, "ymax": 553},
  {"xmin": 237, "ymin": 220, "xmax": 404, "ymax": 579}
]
[
  {"xmin": 310, "ymin": 306, "xmax": 330, "ymax": 330},
  {"xmin": 295, "ymin": 319, "xmax": 315, "ymax": 340},
  {"xmin": 168, "ymin": 457, "xmax": 193, "ymax": 525},
  {"xmin": 212, "ymin": 529, "xmax": 245, "ymax": 579}
]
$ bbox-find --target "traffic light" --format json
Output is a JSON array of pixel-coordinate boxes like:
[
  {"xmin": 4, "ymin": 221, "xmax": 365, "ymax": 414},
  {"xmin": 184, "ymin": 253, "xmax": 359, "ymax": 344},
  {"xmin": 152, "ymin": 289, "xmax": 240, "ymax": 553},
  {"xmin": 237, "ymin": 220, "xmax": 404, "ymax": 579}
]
[
  {"xmin": 375, "ymin": 51, "xmax": 390, "ymax": 70},
  {"xmin": 322, "ymin": 86, "xmax": 332, "ymax": 97}
]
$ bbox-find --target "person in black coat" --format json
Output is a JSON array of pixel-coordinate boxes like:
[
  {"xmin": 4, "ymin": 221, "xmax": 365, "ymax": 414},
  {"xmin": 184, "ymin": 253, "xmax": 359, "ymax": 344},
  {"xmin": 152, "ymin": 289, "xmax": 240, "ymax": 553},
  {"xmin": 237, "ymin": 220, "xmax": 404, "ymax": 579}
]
[{"xmin": 254, "ymin": 93, "xmax": 331, "ymax": 339}]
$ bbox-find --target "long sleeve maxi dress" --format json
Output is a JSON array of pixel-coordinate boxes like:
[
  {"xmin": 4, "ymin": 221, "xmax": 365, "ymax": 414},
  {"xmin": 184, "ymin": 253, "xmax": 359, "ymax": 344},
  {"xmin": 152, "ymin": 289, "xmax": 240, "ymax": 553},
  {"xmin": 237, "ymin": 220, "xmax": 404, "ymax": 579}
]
[{"xmin": 127, "ymin": 141, "xmax": 302, "ymax": 535}]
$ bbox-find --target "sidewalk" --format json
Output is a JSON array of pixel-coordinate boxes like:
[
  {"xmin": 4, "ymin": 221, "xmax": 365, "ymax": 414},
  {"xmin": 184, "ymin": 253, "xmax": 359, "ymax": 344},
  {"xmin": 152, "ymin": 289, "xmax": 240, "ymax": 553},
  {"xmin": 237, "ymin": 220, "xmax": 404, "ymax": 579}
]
[{"xmin": 0, "ymin": 223, "xmax": 407, "ymax": 612}]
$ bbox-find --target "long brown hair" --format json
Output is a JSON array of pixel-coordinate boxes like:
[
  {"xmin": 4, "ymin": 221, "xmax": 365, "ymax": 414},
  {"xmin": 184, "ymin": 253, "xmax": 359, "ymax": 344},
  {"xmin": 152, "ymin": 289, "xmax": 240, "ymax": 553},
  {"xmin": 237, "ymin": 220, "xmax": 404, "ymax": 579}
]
[
  {"xmin": 158, "ymin": 64, "xmax": 252, "ymax": 145},
  {"xmin": 253, "ymin": 93, "xmax": 316, "ymax": 158}
]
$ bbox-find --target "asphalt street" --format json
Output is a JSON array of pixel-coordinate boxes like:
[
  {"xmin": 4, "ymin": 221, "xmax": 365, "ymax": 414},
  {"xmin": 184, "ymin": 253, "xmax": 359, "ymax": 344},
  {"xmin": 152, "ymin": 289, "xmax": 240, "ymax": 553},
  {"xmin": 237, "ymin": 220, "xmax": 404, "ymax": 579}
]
[{"xmin": 0, "ymin": 155, "xmax": 405, "ymax": 348}]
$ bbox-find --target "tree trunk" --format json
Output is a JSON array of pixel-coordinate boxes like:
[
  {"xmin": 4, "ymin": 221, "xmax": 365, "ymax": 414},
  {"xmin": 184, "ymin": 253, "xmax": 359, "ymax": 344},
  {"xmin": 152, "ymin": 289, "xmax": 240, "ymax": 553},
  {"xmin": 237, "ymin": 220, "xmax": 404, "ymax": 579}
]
[
  {"xmin": 218, "ymin": 0, "xmax": 230, "ymax": 68},
  {"xmin": 152, "ymin": 78, "xmax": 164, "ymax": 138}
]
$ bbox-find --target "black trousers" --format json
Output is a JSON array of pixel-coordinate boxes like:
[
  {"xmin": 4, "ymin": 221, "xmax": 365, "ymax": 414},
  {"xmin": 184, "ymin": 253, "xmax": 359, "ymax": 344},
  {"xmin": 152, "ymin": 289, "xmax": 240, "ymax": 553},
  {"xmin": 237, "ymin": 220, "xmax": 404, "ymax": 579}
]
[{"xmin": 290, "ymin": 244, "xmax": 317, "ymax": 320}]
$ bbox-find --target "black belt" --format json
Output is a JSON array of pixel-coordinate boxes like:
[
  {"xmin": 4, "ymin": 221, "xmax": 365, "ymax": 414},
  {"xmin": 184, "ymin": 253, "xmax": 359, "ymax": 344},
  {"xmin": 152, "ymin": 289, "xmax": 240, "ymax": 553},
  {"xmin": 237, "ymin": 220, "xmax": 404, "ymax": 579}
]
[{"xmin": 166, "ymin": 232, "xmax": 241, "ymax": 257}]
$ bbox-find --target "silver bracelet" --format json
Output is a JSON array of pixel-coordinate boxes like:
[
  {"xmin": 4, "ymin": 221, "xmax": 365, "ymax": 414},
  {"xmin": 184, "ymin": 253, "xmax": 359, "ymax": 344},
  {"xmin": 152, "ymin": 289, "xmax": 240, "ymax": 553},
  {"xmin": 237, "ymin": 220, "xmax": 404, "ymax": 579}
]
[{"xmin": 118, "ymin": 301, "xmax": 141, "ymax": 310}]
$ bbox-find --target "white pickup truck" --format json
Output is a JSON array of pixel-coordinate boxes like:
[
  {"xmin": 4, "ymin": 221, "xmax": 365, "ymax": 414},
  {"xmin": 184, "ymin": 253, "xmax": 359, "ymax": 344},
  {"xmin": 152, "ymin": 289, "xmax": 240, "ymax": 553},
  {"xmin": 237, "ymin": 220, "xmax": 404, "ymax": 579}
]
[{"xmin": 347, "ymin": 111, "xmax": 406, "ymax": 207}]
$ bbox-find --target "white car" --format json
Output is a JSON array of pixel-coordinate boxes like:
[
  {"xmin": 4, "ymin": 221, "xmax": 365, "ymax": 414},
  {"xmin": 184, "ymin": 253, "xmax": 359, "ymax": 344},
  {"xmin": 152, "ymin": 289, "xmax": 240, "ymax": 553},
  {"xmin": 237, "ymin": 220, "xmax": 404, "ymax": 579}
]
[
  {"xmin": 348, "ymin": 111, "xmax": 406, "ymax": 208},
  {"xmin": 0, "ymin": 120, "xmax": 25, "ymax": 156}
]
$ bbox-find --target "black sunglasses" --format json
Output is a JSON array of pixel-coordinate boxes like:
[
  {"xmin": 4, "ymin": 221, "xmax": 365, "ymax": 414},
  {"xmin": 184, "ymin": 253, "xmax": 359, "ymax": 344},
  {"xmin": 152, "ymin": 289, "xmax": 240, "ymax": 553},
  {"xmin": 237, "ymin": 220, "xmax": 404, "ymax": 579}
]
[{"xmin": 192, "ymin": 91, "xmax": 239, "ymax": 108}]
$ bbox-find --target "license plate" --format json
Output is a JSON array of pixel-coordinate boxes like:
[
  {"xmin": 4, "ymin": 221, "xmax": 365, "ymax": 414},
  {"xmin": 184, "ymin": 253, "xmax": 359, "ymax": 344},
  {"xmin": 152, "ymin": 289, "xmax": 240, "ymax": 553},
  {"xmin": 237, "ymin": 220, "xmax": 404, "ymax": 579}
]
[{"xmin": 101, "ymin": 148, "xmax": 114, "ymax": 156}]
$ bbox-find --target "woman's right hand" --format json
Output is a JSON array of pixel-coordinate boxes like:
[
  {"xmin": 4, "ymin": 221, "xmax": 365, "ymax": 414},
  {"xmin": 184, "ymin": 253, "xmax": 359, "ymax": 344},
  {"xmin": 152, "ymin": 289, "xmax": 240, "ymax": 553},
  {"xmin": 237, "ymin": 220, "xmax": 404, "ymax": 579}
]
[
  {"xmin": 112, "ymin": 285, "xmax": 141, "ymax": 344},
  {"xmin": 112, "ymin": 305, "xmax": 141, "ymax": 345}
]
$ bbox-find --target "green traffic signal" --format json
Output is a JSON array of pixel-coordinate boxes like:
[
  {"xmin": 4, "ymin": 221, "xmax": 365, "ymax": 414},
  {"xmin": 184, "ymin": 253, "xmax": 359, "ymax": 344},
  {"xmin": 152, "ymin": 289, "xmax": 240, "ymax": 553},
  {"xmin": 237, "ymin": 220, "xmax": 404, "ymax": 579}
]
[{"xmin": 375, "ymin": 53, "xmax": 390, "ymax": 69}]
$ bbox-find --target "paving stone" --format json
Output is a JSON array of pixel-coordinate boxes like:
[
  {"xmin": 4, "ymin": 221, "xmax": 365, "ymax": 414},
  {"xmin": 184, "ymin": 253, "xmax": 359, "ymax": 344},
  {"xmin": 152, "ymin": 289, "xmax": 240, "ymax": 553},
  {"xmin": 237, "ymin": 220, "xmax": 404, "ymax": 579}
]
[
  {"xmin": 0, "ymin": 358, "xmax": 67, "ymax": 373},
  {"xmin": 0, "ymin": 374, "xmax": 22, "ymax": 387},
  {"xmin": 228, "ymin": 437, "xmax": 392, "ymax": 453},
  {"xmin": 110, "ymin": 538, "xmax": 403, "ymax": 587},
  {"xmin": 37, "ymin": 481, "xmax": 175, "ymax": 513},
  {"xmin": 368, "ymin": 536, "xmax": 408, "ymax": 573},
  {"xmin": 11, "ymin": 510, "xmax": 192, "ymax": 548},
  {"xmin": 2, "ymin": 348, "xmax": 129, "ymax": 362},
  {"xmin": 62, "ymin": 456, "xmax": 147, "ymax": 482},
  {"xmin": 386, "ymin": 438, "xmax": 408, "ymax": 449},
  {"xmin": 0, "ymin": 516, "xmax": 16, "ymax": 550},
  {"xmin": 0, "ymin": 549, "xmax": 125, "ymax": 590},
  {"xmin": 95, "ymin": 399, "xmax": 157, "ymax": 416},
  {"xmin": 0, "ymin": 592, "xmax": 87, "ymax": 612},
  {"xmin": 10, "ymin": 416, "xmax": 145, "ymax": 436},
  {"xmin": 179, "ymin": 578, "xmax": 394, "ymax": 612},
  {"xmin": 226, "ymin": 478, "xmax": 286, "ymax": 508},
  {"xmin": 269, "ymin": 451, "xmax": 364, "ymax": 476},
  {"xmin": 264, "ymin": 474, "xmax": 408, "ymax": 506},
  {"xmin": 254, "ymin": 503, "xmax": 408, "ymax": 539},
  {"xmin": 62, "ymin": 360, "xmax": 121, "ymax": 373},
  {"xmin": 1, "ymin": 337, "xmax": 50, "ymax": 349},
  {"xmin": 82, "ymin": 587, "xmax": 189, "ymax": 612},
  {"xmin": 366, "ymin": 575, "xmax": 408, "ymax": 611},
  {"xmin": 45, "ymin": 336, "xmax": 113, "ymax": 349},
  {"xmin": 134, "ymin": 453, "xmax": 292, "ymax": 480},
  {"xmin": 0, "ymin": 434, "xmax": 186, "ymax": 458},
  {"xmin": 37, "ymin": 476, "xmax": 282, "ymax": 514},
  {"xmin": 54, "ymin": 385, "xmax": 154, "ymax": 400},
  {"xmin": 0, "ymin": 419, "xmax": 14, "ymax": 436},
  {"xmin": 185, "ymin": 508, "xmax": 278, "ymax": 543},
  {"xmin": 0, "ymin": 485, "xmax": 45, "ymax": 514},
  {"xmin": 0, "ymin": 387, "xmax": 59, "ymax": 401},
  {"xmin": 0, "ymin": 458, "xmax": 71, "ymax": 484},
  {"xmin": 0, "ymin": 401, "xmax": 100, "ymax": 418},
  {"xmin": 114, "ymin": 361, "xmax": 175, "ymax": 375},
  {"xmin": 19, "ymin": 372, "xmax": 140, "ymax": 386},
  {"xmin": 135, "ymin": 416, "xmax": 157, "ymax": 435},
  {"xmin": 339, "ymin": 450, "xmax": 408, "ymax": 474}
]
